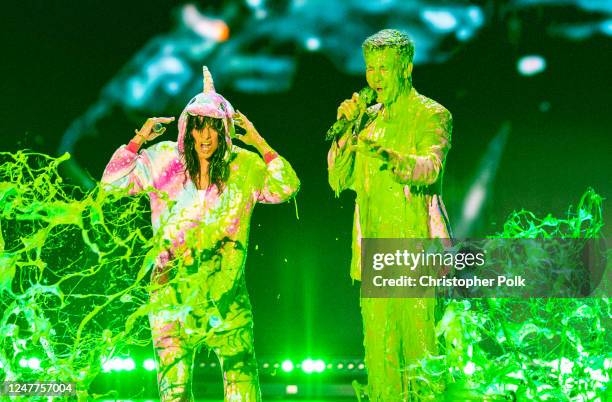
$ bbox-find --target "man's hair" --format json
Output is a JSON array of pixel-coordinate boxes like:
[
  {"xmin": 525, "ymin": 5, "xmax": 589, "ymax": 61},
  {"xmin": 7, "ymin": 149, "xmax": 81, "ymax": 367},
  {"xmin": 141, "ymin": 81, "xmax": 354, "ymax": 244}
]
[
  {"xmin": 182, "ymin": 115, "xmax": 229, "ymax": 190},
  {"xmin": 362, "ymin": 29, "xmax": 415, "ymax": 64}
]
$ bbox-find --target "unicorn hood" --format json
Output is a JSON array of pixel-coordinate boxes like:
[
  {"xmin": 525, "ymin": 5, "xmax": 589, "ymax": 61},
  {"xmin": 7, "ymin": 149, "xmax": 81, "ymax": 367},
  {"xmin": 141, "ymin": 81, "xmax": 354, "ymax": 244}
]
[{"xmin": 177, "ymin": 66, "xmax": 235, "ymax": 157}]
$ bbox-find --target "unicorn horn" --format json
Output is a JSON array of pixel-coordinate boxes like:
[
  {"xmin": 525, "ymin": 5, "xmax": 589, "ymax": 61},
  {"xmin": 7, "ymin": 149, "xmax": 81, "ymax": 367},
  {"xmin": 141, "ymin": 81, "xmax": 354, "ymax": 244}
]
[{"xmin": 203, "ymin": 66, "xmax": 215, "ymax": 93}]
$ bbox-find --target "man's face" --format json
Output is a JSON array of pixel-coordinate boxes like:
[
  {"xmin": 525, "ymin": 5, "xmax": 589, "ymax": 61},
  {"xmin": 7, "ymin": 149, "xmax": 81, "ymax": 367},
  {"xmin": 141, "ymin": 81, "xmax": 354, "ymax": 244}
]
[
  {"xmin": 364, "ymin": 48, "xmax": 411, "ymax": 105},
  {"xmin": 192, "ymin": 124, "xmax": 220, "ymax": 160}
]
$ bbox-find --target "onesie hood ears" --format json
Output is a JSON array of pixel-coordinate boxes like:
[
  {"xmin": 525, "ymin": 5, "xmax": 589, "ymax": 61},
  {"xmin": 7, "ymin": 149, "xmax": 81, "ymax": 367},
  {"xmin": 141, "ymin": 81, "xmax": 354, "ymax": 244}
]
[{"xmin": 177, "ymin": 66, "xmax": 235, "ymax": 157}]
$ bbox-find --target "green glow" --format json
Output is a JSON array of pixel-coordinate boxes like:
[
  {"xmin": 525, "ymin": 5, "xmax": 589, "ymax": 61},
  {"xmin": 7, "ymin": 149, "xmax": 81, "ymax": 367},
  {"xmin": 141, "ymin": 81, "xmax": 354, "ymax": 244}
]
[
  {"xmin": 281, "ymin": 359, "xmax": 294, "ymax": 372},
  {"xmin": 27, "ymin": 357, "xmax": 41, "ymax": 370},
  {"xmin": 143, "ymin": 358, "xmax": 156, "ymax": 371},
  {"xmin": 0, "ymin": 150, "xmax": 608, "ymax": 400},
  {"xmin": 1, "ymin": 151, "xmax": 157, "ymax": 398},
  {"xmin": 123, "ymin": 357, "xmax": 135, "ymax": 371},
  {"xmin": 313, "ymin": 359, "xmax": 325, "ymax": 373},
  {"xmin": 418, "ymin": 189, "xmax": 610, "ymax": 399},
  {"xmin": 301, "ymin": 358, "xmax": 315, "ymax": 373},
  {"xmin": 301, "ymin": 358, "xmax": 325, "ymax": 374}
]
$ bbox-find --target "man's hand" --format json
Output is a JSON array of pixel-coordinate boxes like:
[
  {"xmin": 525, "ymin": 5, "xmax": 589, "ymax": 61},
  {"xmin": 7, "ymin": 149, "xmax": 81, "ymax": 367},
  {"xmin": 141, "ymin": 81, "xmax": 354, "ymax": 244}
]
[
  {"xmin": 334, "ymin": 92, "xmax": 368, "ymax": 149},
  {"xmin": 356, "ymin": 138, "xmax": 412, "ymax": 181},
  {"xmin": 337, "ymin": 92, "xmax": 367, "ymax": 121},
  {"xmin": 133, "ymin": 116, "xmax": 175, "ymax": 144}
]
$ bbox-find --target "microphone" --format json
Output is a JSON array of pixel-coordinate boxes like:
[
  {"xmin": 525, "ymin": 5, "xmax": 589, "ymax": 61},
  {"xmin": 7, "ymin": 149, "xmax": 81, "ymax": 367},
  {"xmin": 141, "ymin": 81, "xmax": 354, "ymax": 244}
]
[{"xmin": 325, "ymin": 87, "xmax": 376, "ymax": 141}]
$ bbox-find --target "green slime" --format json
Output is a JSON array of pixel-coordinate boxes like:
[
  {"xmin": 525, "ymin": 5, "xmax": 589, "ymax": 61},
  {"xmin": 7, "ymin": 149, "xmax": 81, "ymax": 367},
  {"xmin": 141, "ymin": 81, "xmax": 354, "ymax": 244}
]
[{"xmin": 0, "ymin": 152, "xmax": 609, "ymax": 401}]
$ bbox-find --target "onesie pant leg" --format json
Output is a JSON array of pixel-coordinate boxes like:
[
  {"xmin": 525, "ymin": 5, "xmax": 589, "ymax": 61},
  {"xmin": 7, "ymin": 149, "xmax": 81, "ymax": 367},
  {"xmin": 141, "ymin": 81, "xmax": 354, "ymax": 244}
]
[
  {"xmin": 150, "ymin": 318, "xmax": 195, "ymax": 402},
  {"xmin": 208, "ymin": 325, "xmax": 261, "ymax": 402}
]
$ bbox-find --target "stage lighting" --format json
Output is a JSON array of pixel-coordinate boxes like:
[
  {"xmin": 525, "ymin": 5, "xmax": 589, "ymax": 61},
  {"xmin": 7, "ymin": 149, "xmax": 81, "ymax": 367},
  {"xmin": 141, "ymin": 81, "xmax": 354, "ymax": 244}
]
[
  {"xmin": 281, "ymin": 359, "xmax": 294, "ymax": 372},
  {"xmin": 463, "ymin": 361, "xmax": 476, "ymax": 375},
  {"xmin": 517, "ymin": 55, "xmax": 546, "ymax": 76},
  {"xmin": 122, "ymin": 358, "xmax": 135, "ymax": 371},
  {"xmin": 305, "ymin": 37, "xmax": 321, "ymax": 51},
  {"xmin": 27, "ymin": 357, "xmax": 41, "ymax": 370},
  {"xmin": 601, "ymin": 20, "xmax": 612, "ymax": 36},
  {"xmin": 456, "ymin": 28, "xmax": 473, "ymax": 41},
  {"xmin": 467, "ymin": 6, "xmax": 484, "ymax": 26},
  {"xmin": 302, "ymin": 358, "xmax": 315, "ymax": 373},
  {"xmin": 102, "ymin": 358, "xmax": 118, "ymax": 372},
  {"xmin": 102, "ymin": 357, "xmax": 136, "ymax": 372},
  {"xmin": 286, "ymin": 384, "xmax": 298, "ymax": 395},
  {"xmin": 421, "ymin": 9, "xmax": 458, "ymax": 32},
  {"xmin": 181, "ymin": 5, "xmax": 230, "ymax": 42},
  {"xmin": 313, "ymin": 359, "xmax": 325, "ymax": 373},
  {"xmin": 143, "ymin": 358, "xmax": 156, "ymax": 371},
  {"xmin": 18, "ymin": 358, "xmax": 28, "ymax": 368}
]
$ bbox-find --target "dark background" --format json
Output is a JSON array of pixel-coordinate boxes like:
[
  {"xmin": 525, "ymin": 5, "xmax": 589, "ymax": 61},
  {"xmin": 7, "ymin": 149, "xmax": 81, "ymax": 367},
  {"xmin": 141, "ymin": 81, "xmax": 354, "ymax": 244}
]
[{"xmin": 1, "ymin": 0, "xmax": 610, "ymax": 361}]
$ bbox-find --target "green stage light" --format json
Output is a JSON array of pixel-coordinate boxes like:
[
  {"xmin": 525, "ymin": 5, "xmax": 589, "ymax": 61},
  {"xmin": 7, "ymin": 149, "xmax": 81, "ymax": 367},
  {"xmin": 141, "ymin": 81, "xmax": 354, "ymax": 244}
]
[
  {"xmin": 281, "ymin": 359, "xmax": 294, "ymax": 372},
  {"xmin": 463, "ymin": 361, "xmax": 476, "ymax": 375},
  {"xmin": 122, "ymin": 357, "xmax": 135, "ymax": 371},
  {"xmin": 143, "ymin": 358, "xmax": 156, "ymax": 371},
  {"xmin": 102, "ymin": 357, "xmax": 136, "ymax": 372},
  {"xmin": 301, "ymin": 358, "xmax": 325, "ymax": 373},
  {"xmin": 27, "ymin": 357, "xmax": 41, "ymax": 370},
  {"xmin": 18, "ymin": 358, "xmax": 28, "ymax": 368},
  {"xmin": 302, "ymin": 358, "xmax": 315, "ymax": 373}
]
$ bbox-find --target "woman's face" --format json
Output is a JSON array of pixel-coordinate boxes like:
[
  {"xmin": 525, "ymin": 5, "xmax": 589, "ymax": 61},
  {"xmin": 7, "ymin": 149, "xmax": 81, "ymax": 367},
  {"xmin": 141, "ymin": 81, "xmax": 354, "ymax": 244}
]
[{"xmin": 191, "ymin": 124, "xmax": 219, "ymax": 160}]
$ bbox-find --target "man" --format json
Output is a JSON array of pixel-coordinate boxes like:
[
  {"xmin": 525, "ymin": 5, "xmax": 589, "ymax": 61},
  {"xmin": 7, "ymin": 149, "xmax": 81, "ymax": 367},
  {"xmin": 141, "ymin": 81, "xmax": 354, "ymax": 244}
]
[
  {"xmin": 102, "ymin": 67, "xmax": 300, "ymax": 401},
  {"xmin": 328, "ymin": 29, "xmax": 452, "ymax": 401}
]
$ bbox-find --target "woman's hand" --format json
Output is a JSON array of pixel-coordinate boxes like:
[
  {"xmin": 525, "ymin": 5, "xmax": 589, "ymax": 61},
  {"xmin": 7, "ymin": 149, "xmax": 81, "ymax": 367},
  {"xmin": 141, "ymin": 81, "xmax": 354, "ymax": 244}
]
[
  {"xmin": 233, "ymin": 111, "xmax": 265, "ymax": 147},
  {"xmin": 233, "ymin": 110, "xmax": 274, "ymax": 156},
  {"xmin": 133, "ymin": 116, "xmax": 175, "ymax": 144}
]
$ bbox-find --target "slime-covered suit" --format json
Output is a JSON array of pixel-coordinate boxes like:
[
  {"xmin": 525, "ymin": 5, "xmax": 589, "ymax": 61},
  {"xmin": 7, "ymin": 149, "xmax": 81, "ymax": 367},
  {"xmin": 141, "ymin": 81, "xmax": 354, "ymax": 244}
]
[
  {"xmin": 102, "ymin": 70, "xmax": 299, "ymax": 401},
  {"xmin": 328, "ymin": 87, "xmax": 451, "ymax": 401}
]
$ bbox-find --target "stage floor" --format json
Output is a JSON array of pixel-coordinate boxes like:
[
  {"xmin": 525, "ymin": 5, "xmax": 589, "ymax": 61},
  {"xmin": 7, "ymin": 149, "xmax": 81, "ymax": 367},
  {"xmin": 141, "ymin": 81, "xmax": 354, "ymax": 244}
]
[{"xmin": 108, "ymin": 400, "xmax": 353, "ymax": 402}]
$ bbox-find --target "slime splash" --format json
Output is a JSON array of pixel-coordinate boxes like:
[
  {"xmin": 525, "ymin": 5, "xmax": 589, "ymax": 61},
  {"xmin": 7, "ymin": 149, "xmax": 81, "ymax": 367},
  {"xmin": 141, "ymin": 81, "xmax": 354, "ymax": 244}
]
[
  {"xmin": 0, "ymin": 151, "xmax": 160, "ymax": 400},
  {"xmin": 0, "ymin": 151, "xmax": 608, "ymax": 401},
  {"xmin": 406, "ymin": 189, "xmax": 610, "ymax": 401}
]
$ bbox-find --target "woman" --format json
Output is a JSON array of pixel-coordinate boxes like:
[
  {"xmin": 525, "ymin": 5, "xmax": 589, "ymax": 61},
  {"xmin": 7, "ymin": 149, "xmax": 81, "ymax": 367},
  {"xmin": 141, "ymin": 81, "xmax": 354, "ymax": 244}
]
[{"xmin": 102, "ymin": 67, "xmax": 299, "ymax": 401}]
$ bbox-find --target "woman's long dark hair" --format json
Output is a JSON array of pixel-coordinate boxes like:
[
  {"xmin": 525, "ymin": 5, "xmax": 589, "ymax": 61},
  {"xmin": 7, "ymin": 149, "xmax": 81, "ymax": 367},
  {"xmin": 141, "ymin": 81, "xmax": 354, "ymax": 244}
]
[{"xmin": 182, "ymin": 115, "xmax": 229, "ymax": 190}]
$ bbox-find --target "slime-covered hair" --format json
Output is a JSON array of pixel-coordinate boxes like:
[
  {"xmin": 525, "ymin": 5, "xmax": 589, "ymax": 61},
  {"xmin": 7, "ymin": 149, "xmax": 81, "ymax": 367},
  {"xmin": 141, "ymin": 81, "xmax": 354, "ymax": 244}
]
[{"xmin": 362, "ymin": 29, "xmax": 415, "ymax": 65}]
